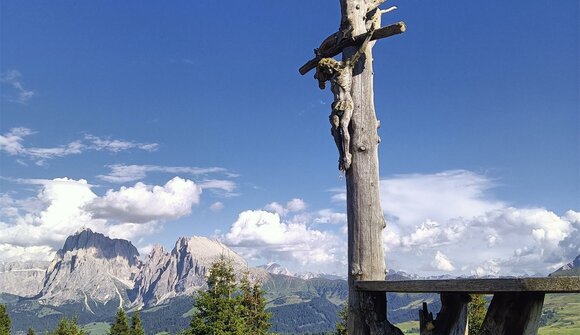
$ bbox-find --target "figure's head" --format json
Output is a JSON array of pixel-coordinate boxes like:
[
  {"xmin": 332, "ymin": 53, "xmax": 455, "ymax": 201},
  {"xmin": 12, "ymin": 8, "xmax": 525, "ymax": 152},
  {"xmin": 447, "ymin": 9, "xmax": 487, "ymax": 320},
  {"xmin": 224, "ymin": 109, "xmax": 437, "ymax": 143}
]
[{"xmin": 315, "ymin": 57, "xmax": 340, "ymax": 89}]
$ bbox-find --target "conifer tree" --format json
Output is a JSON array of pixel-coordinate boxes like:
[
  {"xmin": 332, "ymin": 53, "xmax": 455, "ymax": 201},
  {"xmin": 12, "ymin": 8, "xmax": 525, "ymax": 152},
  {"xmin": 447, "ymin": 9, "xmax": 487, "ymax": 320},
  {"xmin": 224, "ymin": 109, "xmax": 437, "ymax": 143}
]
[
  {"xmin": 130, "ymin": 310, "xmax": 145, "ymax": 335},
  {"xmin": 110, "ymin": 308, "xmax": 130, "ymax": 335},
  {"xmin": 334, "ymin": 304, "xmax": 347, "ymax": 335},
  {"xmin": 468, "ymin": 294, "xmax": 487, "ymax": 335},
  {"xmin": 0, "ymin": 304, "xmax": 10, "ymax": 335},
  {"xmin": 189, "ymin": 255, "xmax": 249, "ymax": 335},
  {"xmin": 240, "ymin": 273, "xmax": 271, "ymax": 335},
  {"xmin": 50, "ymin": 317, "xmax": 85, "ymax": 335}
]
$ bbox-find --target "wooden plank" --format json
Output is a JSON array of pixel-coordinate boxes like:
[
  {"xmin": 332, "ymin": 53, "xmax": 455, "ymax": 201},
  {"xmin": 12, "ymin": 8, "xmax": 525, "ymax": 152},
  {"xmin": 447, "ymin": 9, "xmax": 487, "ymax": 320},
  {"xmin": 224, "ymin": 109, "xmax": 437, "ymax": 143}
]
[
  {"xmin": 355, "ymin": 277, "xmax": 580, "ymax": 293},
  {"xmin": 479, "ymin": 292, "xmax": 545, "ymax": 335},
  {"xmin": 298, "ymin": 21, "xmax": 406, "ymax": 75}
]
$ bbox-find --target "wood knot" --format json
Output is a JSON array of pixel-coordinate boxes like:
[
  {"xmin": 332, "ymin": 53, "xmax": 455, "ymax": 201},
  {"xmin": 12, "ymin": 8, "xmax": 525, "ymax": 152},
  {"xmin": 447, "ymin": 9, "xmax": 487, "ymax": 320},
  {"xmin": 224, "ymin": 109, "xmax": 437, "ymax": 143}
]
[{"xmin": 358, "ymin": 146, "xmax": 366, "ymax": 152}]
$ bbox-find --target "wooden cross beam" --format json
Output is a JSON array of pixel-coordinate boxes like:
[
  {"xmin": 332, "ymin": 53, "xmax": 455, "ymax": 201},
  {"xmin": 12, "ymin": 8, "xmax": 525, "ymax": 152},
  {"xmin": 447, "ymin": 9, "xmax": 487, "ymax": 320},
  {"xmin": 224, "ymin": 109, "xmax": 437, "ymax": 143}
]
[{"xmin": 299, "ymin": 21, "xmax": 406, "ymax": 75}]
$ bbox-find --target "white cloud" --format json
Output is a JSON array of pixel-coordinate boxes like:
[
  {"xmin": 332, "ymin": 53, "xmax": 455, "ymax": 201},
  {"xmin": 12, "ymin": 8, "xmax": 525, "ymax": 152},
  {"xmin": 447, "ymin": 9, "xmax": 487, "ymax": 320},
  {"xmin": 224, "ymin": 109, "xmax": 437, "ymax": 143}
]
[
  {"xmin": 106, "ymin": 222, "xmax": 162, "ymax": 241},
  {"xmin": 264, "ymin": 202, "xmax": 286, "ymax": 216},
  {"xmin": 0, "ymin": 177, "xmax": 202, "ymax": 261},
  {"xmin": 381, "ymin": 170, "xmax": 504, "ymax": 227},
  {"xmin": 0, "ymin": 70, "xmax": 35, "ymax": 103},
  {"xmin": 431, "ymin": 251, "xmax": 455, "ymax": 272},
  {"xmin": 223, "ymin": 210, "xmax": 341, "ymax": 270},
  {"xmin": 373, "ymin": 170, "xmax": 579, "ymax": 276},
  {"xmin": 264, "ymin": 198, "xmax": 308, "ymax": 217},
  {"xmin": 314, "ymin": 209, "xmax": 347, "ymax": 225},
  {"xmin": 286, "ymin": 198, "xmax": 307, "ymax": 212},
  {"xmin": 0, "ymin": 128, "xmax": 158, "ymax": 165},
  {"xmin": 84, "ymin": 135, "xmax": 158, "ymax": 152},
  {"xmin": 199, "ymin": 179, "xmax": 239, "ymax": 197},
  {"xmin": 0, "ymin": 244, "xmax": 54, "ymax": 262},
  {"xmin": 98, "ymin": 164, "xmax": 229, "ymax": 183},
  {"xmin": 210, "ymin": 202, "xmax": 224, "ymax": 212},
  {"xmin": 0, "ymin": 178, "xmax": 104, "ymax": 255},
  {"xmin": 88, "ymin": 177, "xmax": 201, "ymax": 223}
]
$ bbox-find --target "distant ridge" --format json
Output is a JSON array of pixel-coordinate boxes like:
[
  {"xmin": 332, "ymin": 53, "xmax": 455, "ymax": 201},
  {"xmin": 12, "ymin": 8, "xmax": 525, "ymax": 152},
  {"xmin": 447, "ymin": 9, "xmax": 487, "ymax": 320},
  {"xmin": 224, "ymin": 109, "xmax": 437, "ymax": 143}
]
[{"xmin": 551, "ymin": 254, "xmax": 580, "ymax": 277}]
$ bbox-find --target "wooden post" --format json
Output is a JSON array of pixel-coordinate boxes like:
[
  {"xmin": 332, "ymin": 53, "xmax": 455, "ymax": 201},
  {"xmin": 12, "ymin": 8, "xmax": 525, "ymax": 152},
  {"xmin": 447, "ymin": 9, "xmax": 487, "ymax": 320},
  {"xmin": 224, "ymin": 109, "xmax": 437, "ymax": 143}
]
[
  {"xmin": 419, "ymin": 294, "xmax": 469, "ymax": 335},
  {"xmin": 340, "ymin": 1, "xmax": 400, "ymax": 334},
  {"xmin": 479, "ymin": 292, "xmax": 545, "ymax": 335},
  {"xmin": 300, "ymin": 0, "xmax": 405, "ymax": 333}
]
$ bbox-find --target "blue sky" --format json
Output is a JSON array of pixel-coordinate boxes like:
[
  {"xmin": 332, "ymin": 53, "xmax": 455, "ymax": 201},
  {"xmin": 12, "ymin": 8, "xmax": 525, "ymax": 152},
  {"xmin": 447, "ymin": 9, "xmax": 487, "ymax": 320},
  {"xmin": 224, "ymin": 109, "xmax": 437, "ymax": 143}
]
[{"xmin": 1, "ymin": 1, "xmax": 578, "ymax": 276}]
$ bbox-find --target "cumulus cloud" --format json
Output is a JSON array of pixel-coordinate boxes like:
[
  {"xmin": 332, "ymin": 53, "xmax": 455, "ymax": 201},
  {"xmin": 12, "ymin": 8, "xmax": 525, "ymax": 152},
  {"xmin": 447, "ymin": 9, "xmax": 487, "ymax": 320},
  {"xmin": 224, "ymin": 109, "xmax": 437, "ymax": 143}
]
[
  {"xmin": 287, "ymin": 198, "xmax": 307, "ymax": 212},
  {"xmin": 0, "ymin": 128, "xmax": 158, "ymax": 165},
  {"xmin": 431, "ymin": 251, "xmax": 455, "ymax": 272},
  {"xmin": 223, "ymin": 210, "xmax": 341, "ymax": 270},
  {"xmin": 98, "ymin": 164, "xmax": 229, "ymax": 183},
  {"xmin": 0, "ymin": 70, "xmax": 35, "ymax": 103},
  {"xmin": 381, "ymin": 170, "xmax": 504, "ymax": 226},
  {"xmin": 0, "ymin": 178, "xmax": 104, "ymax": 254},
  {"xmin": 0, "ymin": 177, "xmax": 201, "ymax": 261},
  {"xmin": 264, "ymin": 198, "xmax": 308, "ymax": 216},
  {"xmin": 377, "ymin": 170, "xmax": 579, "ymax": 276},
  {"xmin": 88, "ymin": 177, "xmax": 201, "ymax": 223},
  {"xmin": 314, "ymin": 209, "xmax": 347, "ymax": 225}
]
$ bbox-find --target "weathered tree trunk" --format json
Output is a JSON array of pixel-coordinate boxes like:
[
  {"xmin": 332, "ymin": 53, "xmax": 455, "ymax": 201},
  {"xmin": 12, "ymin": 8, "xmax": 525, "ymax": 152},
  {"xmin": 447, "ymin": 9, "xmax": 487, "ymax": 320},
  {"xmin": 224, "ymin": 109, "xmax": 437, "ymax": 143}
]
[{"xmin": 342, "ymin": 1, "xmax": 400, "ymax": 334}]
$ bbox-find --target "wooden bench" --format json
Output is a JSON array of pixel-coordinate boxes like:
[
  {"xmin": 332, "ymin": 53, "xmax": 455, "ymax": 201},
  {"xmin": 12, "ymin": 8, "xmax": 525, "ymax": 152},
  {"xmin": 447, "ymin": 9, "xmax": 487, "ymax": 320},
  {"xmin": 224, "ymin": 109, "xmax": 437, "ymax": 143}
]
[{"xmin": 355, "ymin": 277, "xmax": 580, "ymax": 335}]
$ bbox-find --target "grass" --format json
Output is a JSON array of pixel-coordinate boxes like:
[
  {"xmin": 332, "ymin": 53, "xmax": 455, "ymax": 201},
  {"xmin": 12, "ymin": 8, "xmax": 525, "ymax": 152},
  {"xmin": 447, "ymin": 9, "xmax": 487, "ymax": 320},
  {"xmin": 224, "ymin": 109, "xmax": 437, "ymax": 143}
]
[
  {"xmin": 538, "ymin": 293, "xmax": 580, "ymax": 335},
  {"xmin": 83, "ymin": 322, "xmax": 110, "ymax": 335},
  {"xmin": 395, "ymin": 320, "xmax": 419, "ymax": 335}
]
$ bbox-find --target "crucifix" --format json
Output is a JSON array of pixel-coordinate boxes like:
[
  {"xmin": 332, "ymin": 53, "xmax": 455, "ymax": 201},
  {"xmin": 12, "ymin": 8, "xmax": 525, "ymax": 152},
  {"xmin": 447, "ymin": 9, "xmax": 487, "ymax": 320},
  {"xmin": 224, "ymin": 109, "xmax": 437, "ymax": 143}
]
[{"xmin": 300, "ymin": 0, "xmax": 405, "ymax": 334}]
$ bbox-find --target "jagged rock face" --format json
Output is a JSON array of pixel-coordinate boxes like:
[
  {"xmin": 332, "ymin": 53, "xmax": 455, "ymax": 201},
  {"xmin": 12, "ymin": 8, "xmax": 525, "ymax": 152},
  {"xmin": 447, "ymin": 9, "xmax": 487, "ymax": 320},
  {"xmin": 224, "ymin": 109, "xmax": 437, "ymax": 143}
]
[
  {"xmin": 0, "ymin": 261, "xmax": 49, "ymax": 297},
  {"xmin": 39, "ymin": 229, "xmax": 140, "ymax": 307},
  {"xmin": 131, "ymin": 236, "xmax": 247, "ymax": 307}
]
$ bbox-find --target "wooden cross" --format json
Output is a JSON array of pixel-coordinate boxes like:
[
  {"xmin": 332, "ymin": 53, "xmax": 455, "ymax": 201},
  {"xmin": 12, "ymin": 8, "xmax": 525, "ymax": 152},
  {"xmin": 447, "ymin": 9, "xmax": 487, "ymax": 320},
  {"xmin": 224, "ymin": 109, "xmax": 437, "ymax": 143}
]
[{"xmin": 300, "ymin": 1, "xmax": 406, "ymax": 334}]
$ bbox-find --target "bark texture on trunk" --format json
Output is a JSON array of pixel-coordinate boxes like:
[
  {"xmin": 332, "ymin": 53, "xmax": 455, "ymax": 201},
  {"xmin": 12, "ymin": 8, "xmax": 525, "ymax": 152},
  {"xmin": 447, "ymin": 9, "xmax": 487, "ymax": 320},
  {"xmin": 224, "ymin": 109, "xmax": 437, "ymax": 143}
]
[{"xmin": 341, "ymin": 1, "xmax": 400, "ymax": 334}]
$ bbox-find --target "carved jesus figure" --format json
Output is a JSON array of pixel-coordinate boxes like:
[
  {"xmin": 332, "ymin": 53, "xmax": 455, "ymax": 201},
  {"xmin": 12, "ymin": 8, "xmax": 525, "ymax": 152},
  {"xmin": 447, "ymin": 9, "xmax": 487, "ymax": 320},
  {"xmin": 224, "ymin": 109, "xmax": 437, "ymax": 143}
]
[{"xmin": 315, "ymin": 28, "xmax": 374, "ymax": 171}]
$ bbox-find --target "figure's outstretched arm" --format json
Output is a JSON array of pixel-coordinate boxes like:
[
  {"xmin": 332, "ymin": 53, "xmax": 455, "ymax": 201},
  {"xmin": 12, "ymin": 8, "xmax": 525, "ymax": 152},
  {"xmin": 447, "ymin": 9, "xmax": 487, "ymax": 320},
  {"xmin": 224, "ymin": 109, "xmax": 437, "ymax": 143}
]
[{"xmin": 347, "ymin": 24, "xmax": 376, "ymax": 67}]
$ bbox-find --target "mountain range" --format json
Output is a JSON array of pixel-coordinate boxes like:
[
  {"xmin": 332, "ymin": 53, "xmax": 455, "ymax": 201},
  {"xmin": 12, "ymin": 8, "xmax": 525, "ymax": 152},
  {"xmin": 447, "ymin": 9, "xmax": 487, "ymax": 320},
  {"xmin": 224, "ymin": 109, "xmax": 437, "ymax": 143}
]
[
  {"xmin": 1, "ymin": 229, "xmax": 352, "ymax": 334},
  {"xmin": 1, "ymin": 229, "xmax": 578, "ymax": 334}
]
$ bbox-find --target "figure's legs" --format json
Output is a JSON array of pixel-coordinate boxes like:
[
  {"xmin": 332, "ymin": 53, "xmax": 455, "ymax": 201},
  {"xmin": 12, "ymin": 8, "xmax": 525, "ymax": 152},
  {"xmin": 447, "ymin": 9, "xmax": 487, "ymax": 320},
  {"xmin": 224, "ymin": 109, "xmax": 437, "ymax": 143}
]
[
  {"xmin": 330, "ymin": 113, "xmax": 344, "ymax": 170},
  {"xmin": 340, "ymin": 106, "xmax": 353, "ymax": 170}
]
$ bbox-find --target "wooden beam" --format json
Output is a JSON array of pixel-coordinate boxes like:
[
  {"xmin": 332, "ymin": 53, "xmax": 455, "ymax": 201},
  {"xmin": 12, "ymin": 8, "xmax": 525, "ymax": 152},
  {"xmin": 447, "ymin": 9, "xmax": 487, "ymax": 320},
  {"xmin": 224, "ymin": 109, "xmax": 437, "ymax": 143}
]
[
  {"xmin": 298, "ymin": 21, "xmax": 406, "ymax": 75},
  {"xmin": 355, "ymin": 277, "xmax": 580, "ymax": 293}
]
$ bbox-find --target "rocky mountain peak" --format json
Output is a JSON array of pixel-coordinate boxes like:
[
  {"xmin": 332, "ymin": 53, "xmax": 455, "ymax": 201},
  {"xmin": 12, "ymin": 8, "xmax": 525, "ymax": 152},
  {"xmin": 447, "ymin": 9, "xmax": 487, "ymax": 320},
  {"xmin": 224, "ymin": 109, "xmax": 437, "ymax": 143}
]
[
  {"xmin": 39, "ymin": 229, "xmax": 141, "ymax": 307},
  {"xmin": 59, "ymin": 228, "xmax": 140, "ymax": 266},
  {"xmin": 257, "ymin": 262, "xmax": 293, "ymax": 277},
  {"xmin": 131, "ymin": 235, "xmax": 247, "ymax": 307}
]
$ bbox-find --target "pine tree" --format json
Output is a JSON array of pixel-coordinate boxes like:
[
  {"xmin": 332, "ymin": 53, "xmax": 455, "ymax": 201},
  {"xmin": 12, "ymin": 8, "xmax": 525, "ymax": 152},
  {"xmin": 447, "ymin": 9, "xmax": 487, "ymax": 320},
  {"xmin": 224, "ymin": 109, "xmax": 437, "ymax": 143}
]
[
  {"xmin": 50, "ymin": 317, "xmax": 85, "ymax": 335},
  {"xmin": 468, "ymin": 294, "xmax": 487, "ymax": 335},
  {"xmin": 240, "ymin": 273, "xmax": 271, "ymax": 335},
  {"xmin": 130, "ymin": 310, "xmax": 145, "ymax": 335},
  {"xmin": 189, "ymin": 255, "xmax": 249, "ymax": 335},
  {"xmin": 110, "ymin": 308, "xmax": 130, "ymax": 335},
  {"xmin": 0, "ymin": 304, "xmax": 10, "ymax": 335},
  {"xmin": 334, "ymin": 304, "xmax": 347, "ymax": 335},
  {"xmin": 27, "ymin": 328, "xmax": 36, "ymax": 335}
]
